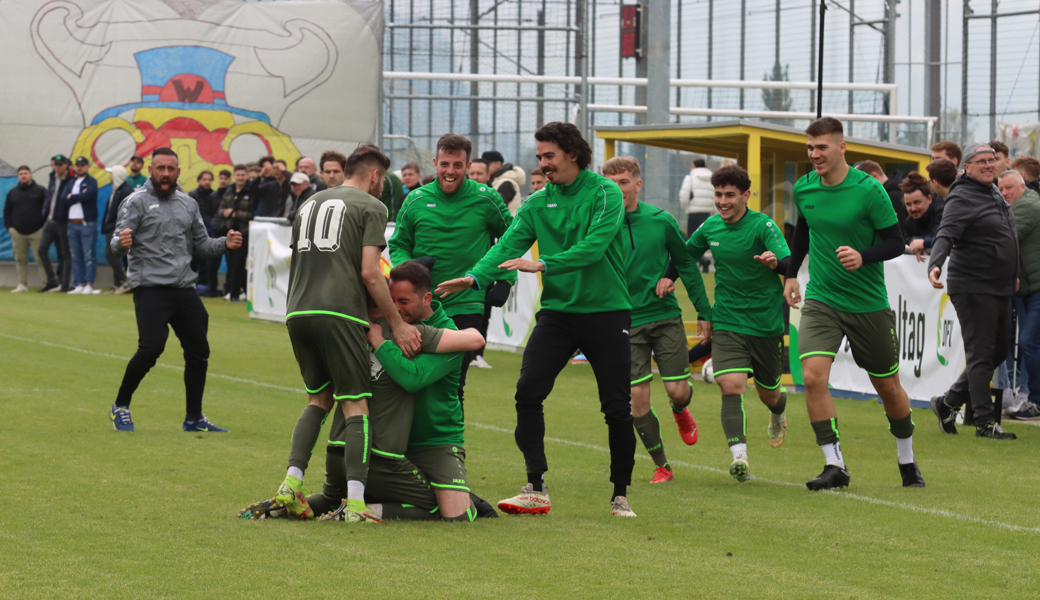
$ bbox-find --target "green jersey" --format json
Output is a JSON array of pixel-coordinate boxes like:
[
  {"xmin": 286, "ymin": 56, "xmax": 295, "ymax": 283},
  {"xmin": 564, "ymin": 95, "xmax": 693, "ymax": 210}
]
[
  {"xmin": 126, "ymin": 173, "xmax": 147, "ymax": 189},
  {"xmin": 793, "ymin": 167, "xmax": 898, "ymax": 313},
  {"xmin": 468, "ymin": 169, "xmax": 631, "ymax": 314},
  {"xmin": 373, "ymin": 301, "xmax": 465, "ymax": 451},
  {"xmin": 285, "ymin": 186, "xmax": 388, "ymax": 327},
  {"xmin": 623, "ymin": 202, "xmax": 711, "ymax": 327},
  {"xmin": 389, "ymin": 178, "xmax": 514, "ymax": 317},
  {"xmin": 687, "ymin": 209, "xmax": 790, "ymax": 337}
]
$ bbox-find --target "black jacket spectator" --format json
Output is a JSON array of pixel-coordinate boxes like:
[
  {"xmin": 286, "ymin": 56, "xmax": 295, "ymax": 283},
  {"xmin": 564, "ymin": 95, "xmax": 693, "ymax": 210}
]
[
  {"xmin": 251, "ymin": 177, "xmax": 291, "ymax": 218},
  {"xmin": 928, "ymin": 173, "xmax": 1019, "ymax": 296},
  {"xmin": 189, "ymin": 186, "xmax": 221, "ymax": 230},
  {"xmin": 900, "ymin": 197, "xmax": 945, "ymax": 249},
  {"xmin": 285, "ymin": 186, "xmax": 314, "ymax": 222},
  {"xmin": 217, "ymin": 184, "xmax": 254, "ymax": 235},
  {"xmin": 883, "ymin": 172, "xmax": 909, "ymax": 222},
  {"xmin": 43, "ymin": 172, "xmax": 72, "ymax": 222},
  {"xmin": 4, "ymin": 180, "xmax": 47, "ymax": 234},
  {"xmin": 102, "ymin": 181, "xmax": 135, "ymax": 235}
]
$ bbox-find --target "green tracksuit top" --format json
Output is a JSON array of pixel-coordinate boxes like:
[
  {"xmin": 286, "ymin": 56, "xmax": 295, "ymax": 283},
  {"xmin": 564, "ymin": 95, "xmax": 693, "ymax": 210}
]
[
  {"xmin": 467, "ymin": 169, "xmax": 631, "ymax": 314},
  {"xmin": 388, "ymin": 178, "xmax": 515, "ymax": 317},
  {"xmin": 623, "ymin": 202, "xmax": 712, "ymax": 327}
]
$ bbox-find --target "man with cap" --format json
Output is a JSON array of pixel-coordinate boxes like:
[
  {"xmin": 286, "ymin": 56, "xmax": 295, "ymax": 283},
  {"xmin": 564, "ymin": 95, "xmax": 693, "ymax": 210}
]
[
  {"xmin": 285, "ymin": 171, "xmax": 314, "ymax": 221},
  {"xmin": 928, "ymin": 143, "xmax": 1020, "ymax": 440},
  {"xmin": 64, "ymin": 156, "xmax": 99, "ymax": 295},
  {"xmin": 482, "ymin": 150, "xmax": 526, "ymax": 213},
  {"xmin": 126, "ymin": 156, "xmax": 147, "ymax": 189},
  {"xmin": 38, "ymin": 154, "xmax": 73, "ymax": 292}
]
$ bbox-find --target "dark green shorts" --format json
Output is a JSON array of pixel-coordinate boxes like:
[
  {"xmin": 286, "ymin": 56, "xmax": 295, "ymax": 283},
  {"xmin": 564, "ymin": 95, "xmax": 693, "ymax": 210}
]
[
  {"xmin": 798, "ymin": 299, "xmax": 900, "ymax": 378},
  {"xmin": 287, "ymin": 316, "xmax": 371, "ymax": 401},
  {"xmin": 630, "ymin": 316, "xmax": 690, "ymax": 385},
  {"xmin": 710, "ymin": 330, "xmax": 784, "ymax": 390},
  {"xmin": 322, "ymin": 446, "xmax": 438, "ymax": 512},
  {"xmin": 406, "ymin": 445, "xmax": 469, "ymax": 493}
]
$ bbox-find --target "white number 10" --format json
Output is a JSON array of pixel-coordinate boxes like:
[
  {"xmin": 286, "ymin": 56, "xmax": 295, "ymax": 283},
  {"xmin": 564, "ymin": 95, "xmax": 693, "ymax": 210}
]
[{"xmin": 296, "ymin": 199, "xmax": 346, "ymax": 252}]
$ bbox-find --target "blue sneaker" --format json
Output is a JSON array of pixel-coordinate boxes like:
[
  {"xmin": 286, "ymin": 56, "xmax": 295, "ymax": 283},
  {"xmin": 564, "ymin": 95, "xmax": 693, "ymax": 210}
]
[
  {"xmin": 183, "ymin": 415, "xmax": 228, "ymax": 432},
  {"xmin": 111, "ymin": 403, "xmax": 135, "ymax": 431}
]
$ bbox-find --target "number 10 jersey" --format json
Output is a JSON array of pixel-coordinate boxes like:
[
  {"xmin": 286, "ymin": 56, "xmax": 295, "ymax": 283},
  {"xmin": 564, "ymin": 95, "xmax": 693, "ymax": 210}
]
[{"xmin": 285, "ymin": 185, "xmax": 389, "ymax": 328}]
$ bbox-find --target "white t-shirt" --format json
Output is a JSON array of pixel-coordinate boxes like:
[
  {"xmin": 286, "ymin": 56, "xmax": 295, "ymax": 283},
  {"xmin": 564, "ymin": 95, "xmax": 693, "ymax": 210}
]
[{"xmin": 68, "ymin": 176, "xmax": 85, "ymax": 220}]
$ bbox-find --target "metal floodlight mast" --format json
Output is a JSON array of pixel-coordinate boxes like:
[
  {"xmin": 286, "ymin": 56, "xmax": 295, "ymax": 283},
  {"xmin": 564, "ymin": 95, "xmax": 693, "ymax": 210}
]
[{"xmin": 817, "ymin": 0, "xmax": 827, "ymax": 120}]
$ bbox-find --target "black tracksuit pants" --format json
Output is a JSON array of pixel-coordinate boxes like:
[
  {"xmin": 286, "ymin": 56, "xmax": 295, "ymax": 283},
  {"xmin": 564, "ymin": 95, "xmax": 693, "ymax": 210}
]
[
  {"xmin": 945, "ymin": 292, "xmax": 1013, "ymax": 424},
  {"xmin": 116, "ymin": 286, "xmax": 210, "ymax": 420},
  {"xmin": 514, "ymin": 309, "xmax": 635, "ymax": 488}
]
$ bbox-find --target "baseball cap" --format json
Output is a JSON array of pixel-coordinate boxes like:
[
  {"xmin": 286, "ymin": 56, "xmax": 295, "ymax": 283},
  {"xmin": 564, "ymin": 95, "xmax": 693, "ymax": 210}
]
[
  {"xmin": 130, "ymin": 155, "xmax": 144, "ymax": 162},
  {"xmin": 51, "ymin": 154, "xmax": 69, "ymax": 164},
  {"xmin": 290, "ymin": 172, "xmax": 309, "ymax": 185},
  {"xmin": 962, "ymin": 143, "xmax": 995, "ymax": 164},
  {"xmin": 481, "ymin": 150, "xmax": 505, "ymax": 164},
  {"xmin": 74, "ymin": 157, "xmax": 90, "ymax": 166}
]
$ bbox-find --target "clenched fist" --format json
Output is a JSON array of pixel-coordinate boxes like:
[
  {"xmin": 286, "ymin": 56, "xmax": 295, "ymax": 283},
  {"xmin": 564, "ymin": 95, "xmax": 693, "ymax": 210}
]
[{"xmin": 119, "ymin": 228, "xmax": 133, "ymax": 248}]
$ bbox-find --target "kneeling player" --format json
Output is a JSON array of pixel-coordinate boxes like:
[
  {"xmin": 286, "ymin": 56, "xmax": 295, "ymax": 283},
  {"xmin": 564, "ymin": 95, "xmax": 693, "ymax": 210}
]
[
  {"xmin": 686, "ymin": 165, "xmax": 791, "ymax": 482},
  {"xmin": 602, "ymin": 157, "xmax": 712, "ymax": 484}
]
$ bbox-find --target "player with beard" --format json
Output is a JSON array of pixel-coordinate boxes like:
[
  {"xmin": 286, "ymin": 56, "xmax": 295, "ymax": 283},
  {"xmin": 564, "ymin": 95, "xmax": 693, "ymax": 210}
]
[
  {"xmin": 784, "ymin": 118, "xmax": 925, "ymax": 490},
  {"xmin": 437, "ymin": 122, "xmax": 637, "ymax": 518},
  {"xmin": 109, "ymin": 147, "xmax": 242, "ymax": 432},
  {"xmin": 389, "ymin": 134, "xmax": 514, "ymax": 411},
  {"xmin": 271, "ymin": 145, "xmax": 422, "ymax": 523}
]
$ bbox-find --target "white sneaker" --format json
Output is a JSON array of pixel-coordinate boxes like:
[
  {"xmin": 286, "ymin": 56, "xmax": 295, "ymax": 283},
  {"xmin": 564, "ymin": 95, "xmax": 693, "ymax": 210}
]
[
  {"xmin": 11, "ymin": 284, "xmax": 28, "ymax": 293},
  {"xmin": 83, "ymin": 284, "xmax": 96, "ymax": 295},
  {"xmin": 470, "ymin": 355, "xmax": 492, "ymax": 369},
  {"xmin": 67, "ymin": 285, "xmax": 85, "ymax": 295},
  {"xmin": 610, "ymin": 496, "xmax": 637, "ymax": 517},
  {"xmin": 497, "ymin": 483, "xmax": 551, "ymax": 515},
  {"xmin": 223, "ymin": 293, "xmax": 231, "ymax": 301}
]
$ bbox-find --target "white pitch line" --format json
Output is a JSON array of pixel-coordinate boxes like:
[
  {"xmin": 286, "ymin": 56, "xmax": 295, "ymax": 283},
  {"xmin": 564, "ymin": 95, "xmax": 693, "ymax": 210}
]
[
  {"xmin": 5, "ymin": 331, "xmax": 1038, "ymax": 535},
  {"xmin": 467, "ymin": 421, "xmax": 1040, "ymax": 535}
]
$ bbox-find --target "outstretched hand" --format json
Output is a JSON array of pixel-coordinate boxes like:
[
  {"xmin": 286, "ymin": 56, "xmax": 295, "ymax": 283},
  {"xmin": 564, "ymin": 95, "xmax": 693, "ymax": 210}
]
[
  {"xmin": 753, "ymin": 251, "xmax": 777, "ymax": 269},
  {"xmin": 499, "ymin": 258, "xmax": 545, "ymax": 273},
  {"xmin": 435, "ymin": 276, "xmax": 475, "ymax": 298}
]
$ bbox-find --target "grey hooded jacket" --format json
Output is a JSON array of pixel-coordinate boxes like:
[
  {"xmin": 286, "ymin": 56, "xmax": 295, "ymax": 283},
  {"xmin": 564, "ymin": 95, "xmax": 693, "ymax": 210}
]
[
  {"xmin": 927, "ymin": 173, "xmax": 1018, "ymax": 296},
  {"xmin": 111, "ymin": 179, "xmax": 229, "ymax": 288}
]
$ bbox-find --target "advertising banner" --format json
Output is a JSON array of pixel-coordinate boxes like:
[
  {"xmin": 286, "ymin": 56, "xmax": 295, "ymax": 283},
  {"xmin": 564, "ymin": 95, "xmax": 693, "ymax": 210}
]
[{"xmin": 790, "ymin": 254, "xmax": 966, "ymax": 402}]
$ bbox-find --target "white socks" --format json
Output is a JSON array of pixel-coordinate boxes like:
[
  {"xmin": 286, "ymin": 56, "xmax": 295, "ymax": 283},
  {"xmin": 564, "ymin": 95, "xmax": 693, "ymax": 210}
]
[
  {"xmin": 286, "ymin": 466, "xmax": 304, "ymax": 482},
  {"xmin": 347, "ymin": 480, "xmax": 366, "ymax": 502},
  {"xmin": 896, "ymin": 436, "xmax": 915, "ymax": 464},
  {"xmin": 730, "ymin": 443, "xmax": 748, "ymax": 461},
  {"xmin": 820, "ymin": 442, "xmax": 845, "ymax": 468}
]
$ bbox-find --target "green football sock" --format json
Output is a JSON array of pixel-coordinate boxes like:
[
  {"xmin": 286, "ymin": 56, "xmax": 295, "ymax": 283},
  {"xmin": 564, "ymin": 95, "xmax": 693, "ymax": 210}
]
[
  {"xmin": 344, "ymin": 414, "xmax": 371, "ymax": 486},
  {"xmin": 287, "ymin": 404, "xmax": 329, "ymax": 472},
  {"xmin": 887, "ymin": 412, "xmax": 915, "ymax": 439},
  {"xmin": 634, "ymin": 408, "xmax": 668, "ymax": 467},
  {"xmin": 767, "ymin": 387, "xmax": 788, "ymax": 415},
  {"xmin": 721, "ymin": 394, "xmax": 746, "ymax": 447},
  {"xmin": 810, "ymin": 418, "xmax": 840, "ymax": 446}
]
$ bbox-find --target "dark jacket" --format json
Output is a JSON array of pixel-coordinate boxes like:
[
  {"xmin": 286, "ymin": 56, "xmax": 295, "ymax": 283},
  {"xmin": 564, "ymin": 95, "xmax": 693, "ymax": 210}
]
[
  {"xmin": 883, "ymin": 173, "xmax": 909, "ymax": 223},
  {"xmin": 59, "ymin": 174, "xmax": 99, "ymax": 222},
  {"xmin": 1026, "ymin": 179, "xmax": 1039, "ymax": 196},
  {"xmin": 102, "ymin": 182, "xmax": 135, "ymax": 235},
  {"xmin": 380, "ymin": 171, "xmax": 406, "ymax": 222},
  {"xmin": 189, "ymin": 186, "xmax": 220, "ymax": 228},
  {"xmin": 309, "ymin": 173, "xmax": 327, "ymax": 193},
  {"xmin": 927, "ymin": 173, "xmax": 1019, "ymax": 296},
  {"xmin": 251, "ymin": 176, "xmax": 292, "ymax": 218},
  {"xmin": 1012, "ymin": 189, "xmax": 1040, "ymax": 297},
  {"xmin": 900, "ymin": 197, "xmax": 945, "ymax": 249},
  {"xmin": 43, "ymin": 171, "xmax": 72, "ymax": 222},
  {"xmin": 217, "ymin": 184, "xmax": 254, "ymax": 235},
  {"xmin": 285, "ymin": 186, "xmax": 314, "ymax": 222},
  {"xmin": 4, "ymin": 181, "xmax": 47, "ymax": 234}
]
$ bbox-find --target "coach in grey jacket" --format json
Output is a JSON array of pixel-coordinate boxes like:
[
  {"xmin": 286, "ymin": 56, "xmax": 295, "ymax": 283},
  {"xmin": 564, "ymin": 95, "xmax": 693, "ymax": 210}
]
[
  {"xmin": 927, "ymin": 142, "xmax": 1019, "ymax": 439},
  {"xmin": 108, "ymin": 147, "xmax": 243, "ymax": 433}
]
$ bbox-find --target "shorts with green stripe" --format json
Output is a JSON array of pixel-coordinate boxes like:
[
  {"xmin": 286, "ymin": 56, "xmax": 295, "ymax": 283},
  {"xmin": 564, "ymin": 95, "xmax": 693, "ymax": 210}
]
[
  {"xmin": 406, "ymin": 444, "xmax": 469, "ymax": 493},
  {"xmin": 323, "ymin": 445, "xmax": 437, "ymax": 512},
  {"xmin": 798, "ymin": 299, "xmax": 900, "ymax": 378},
  {"xmin": 711, "ymin": 330, "xmax": 784, "ymax": 389},
  {"xmin": 287, "ymin": 315, "xmax": 371, "ymax": 402},
  {"xmin": 630, "ymin": 316, "xmax": 690, "ymax": 386}
]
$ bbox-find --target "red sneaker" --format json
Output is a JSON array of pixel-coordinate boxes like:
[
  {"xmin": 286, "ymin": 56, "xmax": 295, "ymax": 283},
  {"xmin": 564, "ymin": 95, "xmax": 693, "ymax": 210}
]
[
  {"xmin": 673, "ymin": 407, "xmax": 699, "ymax": 445},
  {"xmin": 650, "ymin": 465, "xmax": 674, "ymax": 484}
]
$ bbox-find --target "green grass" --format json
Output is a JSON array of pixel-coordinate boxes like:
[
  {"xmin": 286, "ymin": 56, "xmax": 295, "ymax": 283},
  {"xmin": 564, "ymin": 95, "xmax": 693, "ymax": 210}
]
[{"xmin": 0, "ymin": 291, "xmax": 1038, "ymax": 599}]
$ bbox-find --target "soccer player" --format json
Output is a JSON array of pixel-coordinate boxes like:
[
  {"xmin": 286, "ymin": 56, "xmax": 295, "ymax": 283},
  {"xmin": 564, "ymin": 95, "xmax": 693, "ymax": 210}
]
[
  {"xmin": 389, "ymin": 134, "xmax": 514, "ymax": 410},
  {"xmin": 784, "ymin": 118, "xmax": 925, "ymax": 490},
  {"xmin": 274, "ymin": 145, "xmax": 422, "ymax": 522},
  {"xmin": 437, "ymin": 122, "xmax": 637, "ymax": 518},
  {"xmin": 687, "ymin": 165, "xmax": 791, "ymax": 482},
  {"xmin": 601, "ymin": 156, "xmax": 711, "ymax": 484}
]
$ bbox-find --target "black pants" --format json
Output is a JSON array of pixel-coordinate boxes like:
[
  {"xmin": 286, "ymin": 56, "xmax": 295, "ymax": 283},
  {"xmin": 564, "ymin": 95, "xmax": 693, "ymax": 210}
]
[
  {"xmin": 450, "ymin": 312, "xmax": 484, "ymax": 412},
  {"xmin": 474, "ymin": 301, "xmax": 493, "ymax": 358},
  {"xmin": 38, "ymin": 220, "xmax": 71, "ymax": 289},
  {"xmin": 104, "ymin": 232, "xmax": 126, "ymax": 287},
  {"xmin": 226, "ymin": 234, "xmax": 249, "ymax": 298},
  {"xmin": 116, "ymin": 286, "xmax": 210, "ymax": 420},
  {"xmin": 514, "ymin": 309, "xmax": 635, "ymax": 488},
  {"xmin": 686, "ymin": 212, "xmax": 710, "ymax": 239},
  {"xmin": 945, "ymin": 293, "xmax": 1013, "ymax": 424},
  {"xmin": 204, "ymin": 256, "xmax": 222, "ymax": 296}
]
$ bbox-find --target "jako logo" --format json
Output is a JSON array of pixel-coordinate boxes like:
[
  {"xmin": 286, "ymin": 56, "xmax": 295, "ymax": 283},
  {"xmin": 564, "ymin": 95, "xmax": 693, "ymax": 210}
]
[
  {"xmin": 710, "ymin": 241, "xmax": 720, "ymax": 246},
  {"xmin": 804, "ymin": 205, "xmax": 815, "ymax": 209},
  {"xmin": 547, "ymin": 203, "xmax": 558, "ymax": 208},
  {"xmin": 426, "ymin": 203, "xmax": 436, "ymax": 207}
]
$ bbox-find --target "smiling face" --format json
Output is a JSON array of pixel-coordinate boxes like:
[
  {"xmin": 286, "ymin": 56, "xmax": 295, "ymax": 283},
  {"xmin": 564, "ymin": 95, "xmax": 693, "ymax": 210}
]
[
  {"xmin": 963, "ymin": 152, "xmax": 998, "ymax": 186},
  {"xmin": 530, "ymin": 172, "xmax": 547, "ymax": 192},
  {"xmin": 233, "ymin": 168, "xmax": 247, "ymax": 188},
  {"xmin": 468, "ymin": 162, "xmax": 489, "ymax": 184},
  {"xmin": 806, "ymin": 133, "xmax": 846, "ymax": 180},
  {"xmin": 149, "ymin": 154, "xmax": 180, "ymax": 197},
  {"xmin": 904, "ymin": 189, "xmax": 932, "ymax": 220},
  {"xmin": 435, "ymin": 149, "xmax": 469, "ymax": 195},
  {"xmin": 604, "ymin": 170, "xmax": 642, "ymax": 211},
  {"xmin": 536, "ymin": 140, "xmax": 580, "ymax": 186},
  {"xmin": 714, "ymin": 184, "xmax": 750, "ymax": 223},
  {"xmin": 389, "ymin": 279, "xmax": 432, "ymax": 324}
]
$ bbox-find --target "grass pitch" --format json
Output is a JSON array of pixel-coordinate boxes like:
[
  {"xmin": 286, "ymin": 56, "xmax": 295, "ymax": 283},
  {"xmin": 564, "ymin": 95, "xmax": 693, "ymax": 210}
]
[{"xmin": 0, "ymin": 291, "xmax": 1038, "ymax": 599}]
